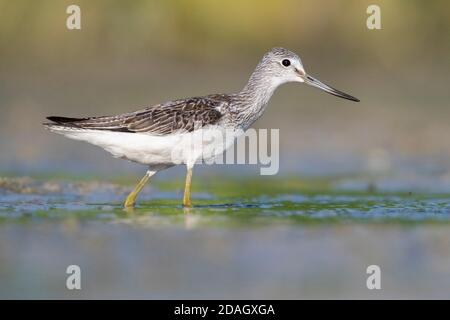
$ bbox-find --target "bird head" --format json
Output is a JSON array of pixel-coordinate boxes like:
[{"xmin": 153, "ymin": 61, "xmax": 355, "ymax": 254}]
[{"xmin": 259, "ymin": 47, "xmax": 359, "ymax": 102}]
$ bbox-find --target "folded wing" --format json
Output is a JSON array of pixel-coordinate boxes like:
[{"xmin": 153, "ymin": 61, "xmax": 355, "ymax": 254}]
[{"xmin": 45, "ymin": 95, "xmax": 228, "ymax": 135}]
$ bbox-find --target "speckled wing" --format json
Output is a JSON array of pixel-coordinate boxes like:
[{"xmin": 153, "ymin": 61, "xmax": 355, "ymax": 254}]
[{"xmin": 45, "ymin": 95, "xmax": 229, "ymax": 135}]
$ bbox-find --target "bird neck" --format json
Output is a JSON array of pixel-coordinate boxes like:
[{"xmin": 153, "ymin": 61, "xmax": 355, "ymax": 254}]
[{"xmin": 236, "ymin": 69, "xmax": 280, "ymax": 126}]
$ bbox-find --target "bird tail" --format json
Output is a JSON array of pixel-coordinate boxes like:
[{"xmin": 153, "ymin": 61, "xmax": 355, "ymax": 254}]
[{"xmin": 43, "ymin": 116, "xmax": 88, "ymax": 132}]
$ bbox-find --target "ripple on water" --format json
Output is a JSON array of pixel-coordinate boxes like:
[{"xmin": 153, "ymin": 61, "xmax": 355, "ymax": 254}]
[{"xmin": 0, "ymin": 177, "xmax": 449, "ymax": 223}]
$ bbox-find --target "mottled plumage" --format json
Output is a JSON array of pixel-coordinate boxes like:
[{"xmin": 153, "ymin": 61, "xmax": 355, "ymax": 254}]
[
  {"xmin": 46, "ymin": 94, "xmax": 230, "ymax": 135},
  {"xmin": 43, "ymin": 47, "xmax": 359, "ymax": 208}
]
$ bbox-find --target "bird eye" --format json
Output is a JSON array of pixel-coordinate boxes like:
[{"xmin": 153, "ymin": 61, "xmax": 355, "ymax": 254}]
[{"xmin": 282, "ymin": 59, "xmax": 291, "ymax": 67}]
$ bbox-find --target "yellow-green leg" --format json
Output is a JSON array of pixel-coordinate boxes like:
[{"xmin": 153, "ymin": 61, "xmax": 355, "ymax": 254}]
[
  {"xmin": 124, "ymin": 171, "xmax": 153, "ymax": 208},
  {"xmin": 182, "ymin": 166, "xmax": 193, "ymax": 207}
]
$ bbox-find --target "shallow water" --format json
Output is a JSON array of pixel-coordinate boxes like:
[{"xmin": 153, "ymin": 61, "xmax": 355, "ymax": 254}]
[{"xmin": 0, "ymin": 175, "xmax": 449, "ymax": 298}]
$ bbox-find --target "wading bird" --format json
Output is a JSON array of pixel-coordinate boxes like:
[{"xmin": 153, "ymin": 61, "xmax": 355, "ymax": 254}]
[{"xmin": 44, "ymin": 47, "xmax": 359, "ymax": 208}]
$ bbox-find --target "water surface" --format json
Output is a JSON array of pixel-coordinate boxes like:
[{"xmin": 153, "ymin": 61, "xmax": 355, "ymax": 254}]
[{"xmin": 1, "ymin": 175, "xmax": 449, "ymax": 299}]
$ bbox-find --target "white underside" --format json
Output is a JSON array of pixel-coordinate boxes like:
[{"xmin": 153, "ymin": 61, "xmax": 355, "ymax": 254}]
[{"xmin": 48, "ymin": 125, "xmax": 242, "ymax": 169}]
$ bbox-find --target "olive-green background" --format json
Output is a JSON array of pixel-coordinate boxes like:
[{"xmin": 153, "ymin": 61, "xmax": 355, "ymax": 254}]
[{"xmin": 0, "ymin": 0, "xmax": 449, "ymax": 177}]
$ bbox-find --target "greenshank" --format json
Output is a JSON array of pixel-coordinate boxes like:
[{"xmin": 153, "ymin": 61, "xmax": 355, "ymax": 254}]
[{"xmin": 44, "ymin": 47, "xmax": 359, "ymax": 208}]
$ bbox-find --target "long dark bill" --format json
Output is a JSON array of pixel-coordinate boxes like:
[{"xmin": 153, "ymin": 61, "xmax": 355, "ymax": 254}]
[{"xmin": 304, "ymin": 74, "xmax": 360, "ymax": 102}]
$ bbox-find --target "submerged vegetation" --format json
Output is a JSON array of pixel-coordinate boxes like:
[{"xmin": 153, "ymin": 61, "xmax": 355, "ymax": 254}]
[{"xmin": 1, "ymin": 175, "xmax": 449, "ymax": 227}]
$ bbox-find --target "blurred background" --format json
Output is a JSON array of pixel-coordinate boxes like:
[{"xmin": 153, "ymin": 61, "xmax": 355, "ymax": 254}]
[
  {"xmin": 0, "ymin": 0, "xmax": 449, "ymax": 180},
  {"xmin": 1, "ymin": 0, "xmax": 450, "ymax": 300}
]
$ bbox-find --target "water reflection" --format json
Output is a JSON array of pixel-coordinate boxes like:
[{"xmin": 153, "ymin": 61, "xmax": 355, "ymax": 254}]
[{"xmin": 0, "ymin": 177, "xmax": 450, "ymax": 299}]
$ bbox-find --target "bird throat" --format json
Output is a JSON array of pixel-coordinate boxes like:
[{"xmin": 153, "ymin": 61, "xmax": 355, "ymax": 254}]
[{"xmin": 237, "ymin": 72, "xmax": 280, "ymax": 128}]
